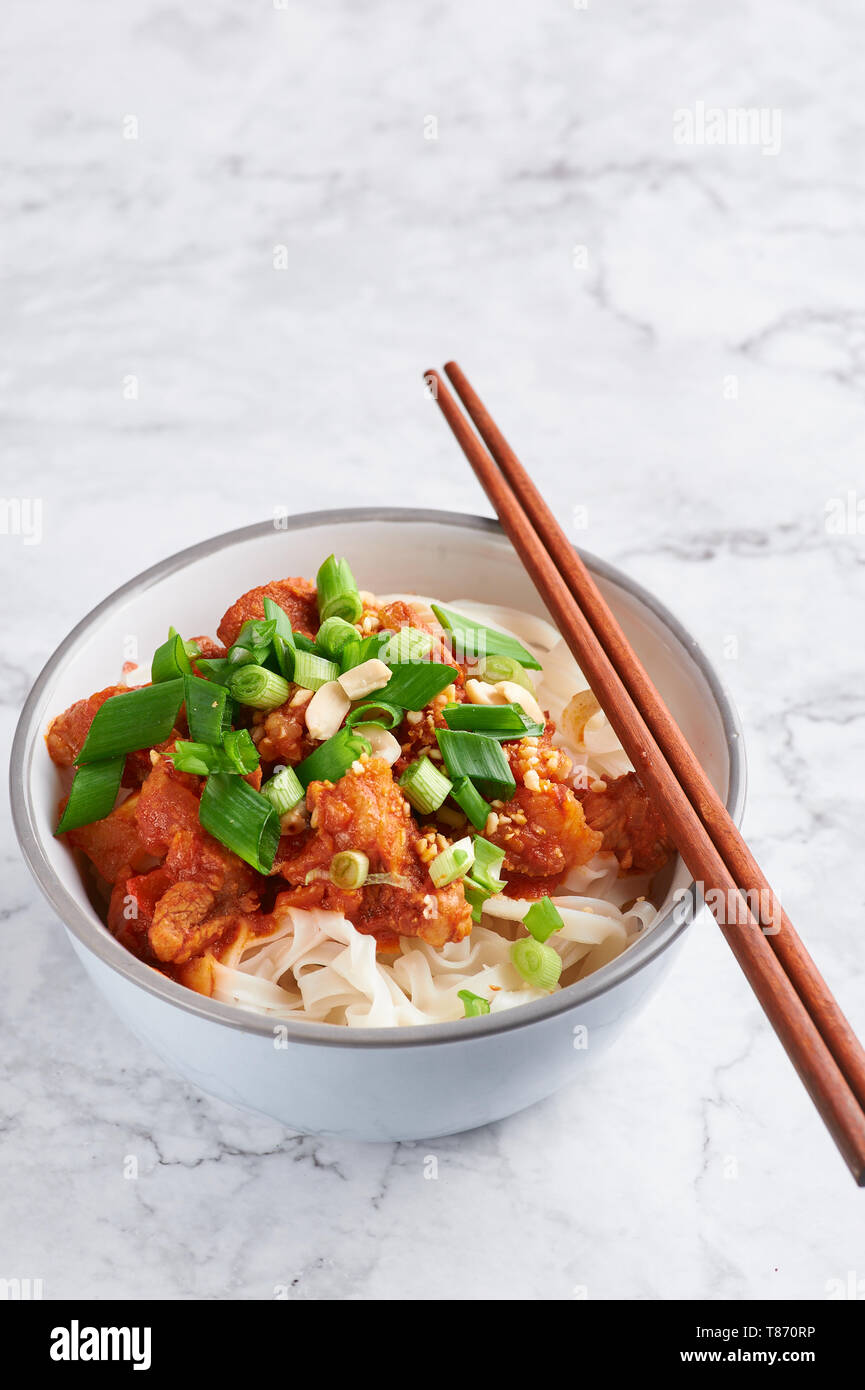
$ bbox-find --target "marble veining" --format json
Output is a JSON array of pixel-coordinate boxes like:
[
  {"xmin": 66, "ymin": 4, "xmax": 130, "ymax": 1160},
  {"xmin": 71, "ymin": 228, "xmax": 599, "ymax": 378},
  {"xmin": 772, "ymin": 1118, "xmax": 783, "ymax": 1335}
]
[{"xmin": 2, "ymin": 0, "xmax": 865, "ymax": 1300}]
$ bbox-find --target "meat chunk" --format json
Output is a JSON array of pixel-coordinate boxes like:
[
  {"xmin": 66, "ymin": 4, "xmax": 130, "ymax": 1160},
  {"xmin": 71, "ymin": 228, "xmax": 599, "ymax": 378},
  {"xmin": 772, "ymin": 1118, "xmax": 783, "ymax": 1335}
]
[
  {"xmin": 484, "ymin": 783, "xmax": 602, "ymax": 878},
  {"xmin": 217, "ymin": 577, "xmax": 319, "ymax": 647},
  {"xmin": 148, "ymin": 882, "xmax": 249, "ymax": 964},
  {"xmin": 65, "ymin": 792, "xmax": 153, "ymax": 883},
  {"xmin": 278, "ymin": 756, "xmax": 412, "ymax": 881},
  {"xmin": 46, "ymin": 685, "xmax": 128, "ymax": 767},
  {"xmin": 276, "ymin": 757, "xmax": 471, "ymax": 948},
  {"xmin": 134, "ymin": 758, "xmax": 202, "ymax": 854},
  {"xmin": 577, "ymin": 772, "xmax": 673, "ymax": 874},
  {"xmin": 251, "ymin": 693, "xmax": 314, "ymax": 765}
]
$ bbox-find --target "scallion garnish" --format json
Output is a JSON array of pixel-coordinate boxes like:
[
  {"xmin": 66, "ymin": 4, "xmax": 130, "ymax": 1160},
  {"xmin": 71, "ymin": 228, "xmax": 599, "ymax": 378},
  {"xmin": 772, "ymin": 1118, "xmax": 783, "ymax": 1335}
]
[
  {"xmin": 199, "ymin": 773, "xmax": 280, "ymax": 873},
  {"xmin": 295, "ymin": 727, "xmax": 372, "ymax": 789},
  {"xmin": 172, "ymin": 730, "xmax": 259, "ymax": 777},
  {"xmin": 77, "ymin": 680, "xmax": 185, "ymax": 764},
  {"xmin": 442, "ymin": 702, "xmax": 543, "ymax": 739},
  {"xmin": 55, "ymin": 757, "xmax": 125, "ymax": 835},
  {"xmin": 345, "ymin": 700, "xmax": 403, "ymax": 730},
  {"xmin": 261, "ymin": 765, "xmax": 305, "ymax": 816},
  {"xmin": 151, "ymin": 627, "xmax": 194, "ymax": 683},
  {"xmin": 523, "ymin": 896, "xmax": 564, "ymax": 944},
  {"xmin": 184, "ymin": 674, "xmax": 231, "ymax": 744},
  {"xmin": 293, "ymin": 651, "xmax": 340, "ymax": 692},
  {"xmin": 194, "ymin": 658, "xmax": 234, "ymax": 687},
  {"xmin": 450, "ymin": 775, "xmax": 491, "ymax": 832},
  {"xmin": 462, "ymin": 877, "xmax": 489, "ymax": 924},
  {"xmin": 223, "ymin": 729, "xmax": 260, "ymax": 773},
  {"xmin": 458, "ymin": 988, "xmax": 491, "ymax": 1018},
  {"xmin": 373, "ymin": 662, "xmax": 456, "ymax": 710},
  {"xmin": 475, "ymin": 654, "xmax": 536, "ymax": 692},
  {"xmin": 428, "ymin": 836, "xmax": 475, "ymax": 887},
  {"xmin": 172, "ymin": 741, "xmax": 230, "ymax": 775},
  {"xmin": 316, "ymin": 616, "xmax": 360, "ymax": 658},
  {"xmin": 317, "ymin": 555, "xmax": 363, "ymax": 624},
  {"xmin": 435, "ymin": 729, "xmax": 516, "ymax": 800},
  {"xmin": 227, "ymin": 618, "xmax": 277, "ymax": 668},
  {"xmin": 330, "ymin": 850, "xmax": 369, "ymax": 890},
  {"xmin": 263, "ymin": 597, "xmax": 297, "ymax": 679},
  {"xmin": 430, "ymin": 604, "xmax": 542, "ymax": 670},
  {"xmin": 399, "ymin": 756, "xmax": 452, "ymax": 814},
  {"xmin": 379, "ymin": 627, "xmax": 435, "ymax": 664},
  {"xmin": 229, "ymin": 664, "xmax": 290, "ymax": 710},
  {"xmin": 339, "ymin": 633, "xmax": 385, "ymax": 673},
  {"xmin": 471, "ymin": 836, "xmax": 507, "ymax": 894},
  {"xmin": 510, "ymin": 937, "xmax": 562, "ymax": 990}
]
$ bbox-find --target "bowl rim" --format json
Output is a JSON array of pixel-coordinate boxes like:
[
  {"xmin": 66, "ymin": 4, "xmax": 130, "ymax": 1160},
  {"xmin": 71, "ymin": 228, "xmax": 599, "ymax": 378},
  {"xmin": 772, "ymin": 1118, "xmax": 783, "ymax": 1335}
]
[{"xmin": 11, "ymin": 507, "xmax": 746, "ymax": 1049}]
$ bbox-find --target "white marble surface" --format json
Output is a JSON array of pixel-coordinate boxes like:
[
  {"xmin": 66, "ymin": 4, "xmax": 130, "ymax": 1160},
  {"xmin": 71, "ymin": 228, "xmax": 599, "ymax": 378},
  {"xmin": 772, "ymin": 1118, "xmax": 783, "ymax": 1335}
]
[{"xmin": 3, "ymin": 0, "xmax": 865, "ymax": 1300}]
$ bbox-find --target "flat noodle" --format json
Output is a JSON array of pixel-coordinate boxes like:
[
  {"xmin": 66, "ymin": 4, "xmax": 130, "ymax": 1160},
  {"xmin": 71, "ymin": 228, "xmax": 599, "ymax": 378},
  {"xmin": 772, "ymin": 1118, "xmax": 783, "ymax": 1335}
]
[{"xmin": 210, "ymin": 592, "xmax": 664, "ymax": 1027}]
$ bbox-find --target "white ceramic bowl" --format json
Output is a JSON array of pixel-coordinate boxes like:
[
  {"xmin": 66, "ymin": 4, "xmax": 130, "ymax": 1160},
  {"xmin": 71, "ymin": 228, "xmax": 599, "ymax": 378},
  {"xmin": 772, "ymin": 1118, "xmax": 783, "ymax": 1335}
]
[{"xmin": 11, "ymin": 509, "xmax": 745, "ymax": 1140}]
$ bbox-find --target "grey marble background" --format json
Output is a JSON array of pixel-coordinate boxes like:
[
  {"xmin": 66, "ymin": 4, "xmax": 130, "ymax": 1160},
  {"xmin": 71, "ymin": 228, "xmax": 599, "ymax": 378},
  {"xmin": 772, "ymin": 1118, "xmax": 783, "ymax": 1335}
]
[{"xmin": 3, "ymin": 0, "xmax": 865, "ymax": 1300}]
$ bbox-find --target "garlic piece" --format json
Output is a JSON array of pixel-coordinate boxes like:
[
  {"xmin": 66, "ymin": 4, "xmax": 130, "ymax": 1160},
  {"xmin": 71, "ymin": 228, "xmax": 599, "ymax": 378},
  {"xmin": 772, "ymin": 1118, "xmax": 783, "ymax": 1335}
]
[
  {"xmin": 305, "ymin": 680, "xmax": 351, "ymax": 741},
  {"xmin": 337, "ymin": 658, "xmax": 392, "ymax": 700},
  {"xmin": 352, "ymin": 722, "xmax": 401, "ymax": 766},
  {"xmin": 495, "ymin": 681, "xmax": 545, "ymax": 725}
]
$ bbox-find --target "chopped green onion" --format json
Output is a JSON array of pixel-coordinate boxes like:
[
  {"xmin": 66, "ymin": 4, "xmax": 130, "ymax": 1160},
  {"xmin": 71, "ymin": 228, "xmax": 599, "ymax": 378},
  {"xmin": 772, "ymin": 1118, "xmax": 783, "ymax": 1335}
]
[
  {"xmin": 428, "ymin": 836, "xmax": 475, "ymax": 887},
  {"xmin": 317, "ymin": 554, "xmax": 363, "ymax": 624},
  {"xmin": 431, "ymin": 603, "xmax": 542, "ymax": 670},
  {"xmin": 399, "ymin": 756, "xmax": 452, "ymax": 814},
  {"xmin": 345, "ymin": 701, "xmax": 403, "ymax": 730},
  {"xmin": 151, "ymin": 627, "xmax": 194, "ymax": 683},
  {"xmin": 194, "ymin": 658, "xmax": 234, "ymax": 686},
  {"xmin": 330, "ymin": 850, "xmax": 369, "ymax": 890},
  {"xmin": 450, "ymin": 776, "xmax": 491, "ymax": 831},
  {"xmin": 77, "ymin": 680, "xmax": 185, "ymax": 764},
  {"xmin": 523, "ymin": 896, "xmax": 564, "ymax": 944},
  {"xmin": 510, "ymin": 937, "xmax": 562, "ymax": 990},
  {"xmin": 172, "ymin": 741, "xmax": 232, "ymax": 775},
  {"xmin": 463, "ymin": 877, "xmax": 489, "ymax": 924},
  {"xmin": 458, "ymin": 989, "xmax": 491, "ymax": 1018},
  {"xmin": 475, "ymin": 654, "xmax": 536, "ymax": 692},
  {"xmin": 227, "ymin": 618, "xmax": 277, "ymax": 667},
  {"xmin": 435, "ymin": 729, "xmax": 516, "ymax": 800},
  {"xmin": 199, "ymin": 774, "xmax": 280, "ymax": 873},
  {"xmin": 261, "ymin": 765, "xmax": 305, "ymax": 815},
  {"xmin": 56, "ymin": 757, "xmax": 125, "ymax": 835},
  {"xmin": 263, "ymin": 598, "xmax": 297, "ymax": 678},
  {"xmin": 293, "ymin": 632, "xmax": 323, "ymax": 655},
  {"xmin": 374, "ymin": 662, "xmax": 456, "ymax": 710},
  {"xmin": 442, "ymin": 702, "xmax": 543, "ymax": 739},
  {"xmin": 293, "ymin": 651, "xmax": 340, "ymax": 692},
  {"xmin": 171, "ymin": 730, "xmax": 259, "ymax": 777},
  {"xmin": 339, "ymin": 633, "xmax": 385, "ymax": 672},
  {"xmin": 184, "ymin": 674, "xmax": 231, "ymax": 744},
  {"xmin": 295, "ymin": 727, "xmax": 372, "ymax": 789},
  {"xmin": 316, "ymin": 616, "xmax": 360, "ymax": 658},
  {"xmin": 223, "ymin": 729, "xmax": 260, "ymax": 773},
  {"xmin": 472, "ymin": 836, "xmax": 507, "ymax": 894},
  {"xmin": 379, "ymin": 627, "xmax": 435, "ymax": 663},
  {"xmin": 229, "ymin": 664, "xmax": 290, "ymax": 709}
]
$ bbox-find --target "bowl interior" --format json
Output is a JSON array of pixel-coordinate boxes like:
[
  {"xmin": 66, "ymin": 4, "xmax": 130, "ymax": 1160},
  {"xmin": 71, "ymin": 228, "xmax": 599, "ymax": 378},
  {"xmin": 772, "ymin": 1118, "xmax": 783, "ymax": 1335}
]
[{"xmin": 15, "ymin": 509, "xmax": 743, "ymax": 1038}]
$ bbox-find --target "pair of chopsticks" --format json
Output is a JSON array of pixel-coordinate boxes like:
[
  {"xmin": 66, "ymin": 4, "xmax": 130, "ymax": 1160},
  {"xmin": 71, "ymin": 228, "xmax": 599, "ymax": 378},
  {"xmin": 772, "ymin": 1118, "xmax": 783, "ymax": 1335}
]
[{"xmin": 426, "ymin": 361, "xmax": 865, "ymax": 1185}]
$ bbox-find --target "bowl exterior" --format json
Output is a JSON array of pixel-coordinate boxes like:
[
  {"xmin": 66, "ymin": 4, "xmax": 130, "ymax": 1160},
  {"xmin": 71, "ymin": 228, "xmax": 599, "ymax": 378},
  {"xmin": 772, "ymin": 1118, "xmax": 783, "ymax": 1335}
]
[
  {"xmin": 13, "ymin": 509, "xmax": 746, "ymax": 1141},
  {"xmin": 67, "ymin": 923, "xmax": 691, "ymax": 1141}
]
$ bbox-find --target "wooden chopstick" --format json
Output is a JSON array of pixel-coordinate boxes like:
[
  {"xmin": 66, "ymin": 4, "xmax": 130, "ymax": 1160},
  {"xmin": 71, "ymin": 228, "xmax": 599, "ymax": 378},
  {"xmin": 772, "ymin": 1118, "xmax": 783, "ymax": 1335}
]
[
  {"xmin": 442, "ymin": 359, "xmax": 865, "ymax": 1123},
  {"xmin": 425, "ymin": 365, "xmax": 865, "ymax": 1184}
]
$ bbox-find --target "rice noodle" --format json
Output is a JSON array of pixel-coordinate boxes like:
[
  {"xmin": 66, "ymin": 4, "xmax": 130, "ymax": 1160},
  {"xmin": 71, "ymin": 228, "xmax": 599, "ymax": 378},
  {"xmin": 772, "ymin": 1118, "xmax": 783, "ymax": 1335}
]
[{"xmin": 211, "ymin": 595, "xmax": 664, "ymax": 1028}]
